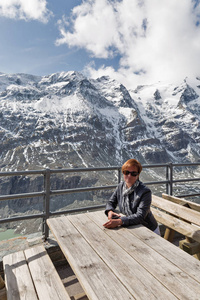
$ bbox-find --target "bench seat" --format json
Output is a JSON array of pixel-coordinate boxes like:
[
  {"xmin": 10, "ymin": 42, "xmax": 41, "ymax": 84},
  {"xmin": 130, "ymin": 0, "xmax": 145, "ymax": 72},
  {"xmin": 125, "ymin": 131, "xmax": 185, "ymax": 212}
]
[
  {"xmin": 3, "ymin": 244, "xmax": 70, "ymax": 300},
  {"xmin": 151, "ymin": 207, "xmax": 200, "ymax": 243},
  {"xmin": 151, "ymin": 194, "xmax": 200, "ymax": 259}
]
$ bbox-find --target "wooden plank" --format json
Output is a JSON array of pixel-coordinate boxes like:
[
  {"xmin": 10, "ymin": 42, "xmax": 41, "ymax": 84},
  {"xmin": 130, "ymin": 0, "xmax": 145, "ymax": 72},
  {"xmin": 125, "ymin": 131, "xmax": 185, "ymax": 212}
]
[
  {"xmin": 151, "ymin": 207, "xmax": 200, "ymax": 243},
  {"xmin": 163, "ymin": 227, "xmax": 175, "ymax": 242},
  {"xmin": 179, "ymin": 239, "xmax": 200, "ymax": 255},
  {"xmin": 152, "ymin": 194, "xmax": 200, "ymax": 226},
  {"xmin": 47, "ymin": 217, "xmax": 134, "ymax": 300},
  {"xmin": 68, "ymin": 213, "xmax": 176, "ymax": 300},
  {"xmin": 162, "ymin": 193, "xmax": 200, "ymax": 212},
  {"xmin": 24, "ymin": 245, "xmax": 70, "ymax": 300},
  {"xmin": 87, "ymin": 211, "xmax": 200, "ymax": 299},
  {"xmin": 0, "ymin": 274, "xmax": 5, "ymax": 289},
  {"xmin": 91, "ymin": 211, "xmax": 200, "ymax": 282},
  {"xmin": 117, "ymin": 216, "xmax": 200, "ymax": 284},
  {"xmin": 0, "ymin": 287, "xmax": 7, "ymax": 300},
  {"xmin": 3, "ymin": 250, "xmax": 38, "ymax": 300}
]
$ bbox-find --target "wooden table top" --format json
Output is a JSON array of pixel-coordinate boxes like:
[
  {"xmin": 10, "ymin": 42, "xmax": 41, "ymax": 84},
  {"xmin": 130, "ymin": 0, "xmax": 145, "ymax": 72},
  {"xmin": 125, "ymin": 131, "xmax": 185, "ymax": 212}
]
[{"xmin": 47, "ymin": 210, "xmax": 200, "ymax": 300}]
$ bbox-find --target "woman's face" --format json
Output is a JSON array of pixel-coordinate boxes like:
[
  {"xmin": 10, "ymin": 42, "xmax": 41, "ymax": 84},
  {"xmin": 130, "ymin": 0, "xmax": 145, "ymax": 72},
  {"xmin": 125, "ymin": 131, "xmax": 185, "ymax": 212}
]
[{"xmin": 123, "ymin": 165, "xmax": 139, "ymax": 188}]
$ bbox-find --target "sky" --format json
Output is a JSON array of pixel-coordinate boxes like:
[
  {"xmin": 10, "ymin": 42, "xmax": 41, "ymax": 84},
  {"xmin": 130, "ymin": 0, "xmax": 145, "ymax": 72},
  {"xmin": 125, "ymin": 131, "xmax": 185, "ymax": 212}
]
[{"xmin": 0, "ymin": 0, "xmax": 200, "ymax": 89}]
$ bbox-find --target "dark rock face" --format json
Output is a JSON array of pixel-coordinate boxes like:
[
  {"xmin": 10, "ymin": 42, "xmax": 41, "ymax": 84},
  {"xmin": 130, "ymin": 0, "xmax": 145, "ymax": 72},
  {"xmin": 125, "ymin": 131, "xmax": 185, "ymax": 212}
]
[
  {"xmin": 179, "ymin": 84, "xmax": 199, "ymax": 105},
  {"xmin": 154, "ymin": 89, "xmax": 162, "ymax": 101}
]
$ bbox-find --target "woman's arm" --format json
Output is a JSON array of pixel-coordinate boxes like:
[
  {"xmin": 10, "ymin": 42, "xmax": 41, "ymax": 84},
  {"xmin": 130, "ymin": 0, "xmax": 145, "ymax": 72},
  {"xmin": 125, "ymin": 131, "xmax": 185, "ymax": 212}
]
[
  {"xmin": 105, "ymin": 185, "xmax": 120, "ymax": 215},
  {"xmin": 120, "ymin": 191, "xmax": 151, "ymax": 226},
  {"xmin": 104, "ymin": 184, "xmax": 122, "ymax": 228}
]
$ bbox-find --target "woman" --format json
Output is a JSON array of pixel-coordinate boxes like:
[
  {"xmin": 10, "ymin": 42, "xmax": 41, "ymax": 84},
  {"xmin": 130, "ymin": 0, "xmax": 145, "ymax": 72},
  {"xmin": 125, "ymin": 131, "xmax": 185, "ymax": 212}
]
[{"xmin": 103, "ymin": 158, "xmax": 160, "ymax": 234}]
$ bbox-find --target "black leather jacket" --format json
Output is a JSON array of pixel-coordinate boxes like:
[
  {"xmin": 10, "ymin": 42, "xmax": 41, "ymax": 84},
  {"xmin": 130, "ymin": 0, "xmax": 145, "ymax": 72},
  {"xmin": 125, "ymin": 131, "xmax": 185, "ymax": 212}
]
[{"xmin": 105, "ymin": 181, "xmax": 158, "ymax": 231}]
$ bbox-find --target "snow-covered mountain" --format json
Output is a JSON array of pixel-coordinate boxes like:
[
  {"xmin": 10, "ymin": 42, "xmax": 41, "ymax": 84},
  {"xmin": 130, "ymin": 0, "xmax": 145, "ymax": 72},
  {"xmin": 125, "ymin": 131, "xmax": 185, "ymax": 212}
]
[
  {"xmin": 1, "ymin": 71, "xmax": 200, "ymax": 234},
  {"xmin": 0, "ymin": 71, "xmax": 200, "ymax": 172}
]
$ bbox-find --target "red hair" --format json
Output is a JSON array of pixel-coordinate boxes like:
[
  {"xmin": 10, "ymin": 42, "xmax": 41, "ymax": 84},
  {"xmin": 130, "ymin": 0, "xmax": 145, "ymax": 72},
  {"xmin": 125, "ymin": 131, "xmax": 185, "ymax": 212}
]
[{"xmin": 122, "ymin": 159, "xmax": 142, "ymax": 174}]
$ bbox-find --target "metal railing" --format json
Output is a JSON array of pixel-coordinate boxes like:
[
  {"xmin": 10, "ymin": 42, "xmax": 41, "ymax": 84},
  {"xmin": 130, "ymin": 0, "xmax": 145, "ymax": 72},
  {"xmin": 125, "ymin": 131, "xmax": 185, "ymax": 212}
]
[{"xmin": 0, "ymin": 162, "xmax": 200, "ymax": 240}]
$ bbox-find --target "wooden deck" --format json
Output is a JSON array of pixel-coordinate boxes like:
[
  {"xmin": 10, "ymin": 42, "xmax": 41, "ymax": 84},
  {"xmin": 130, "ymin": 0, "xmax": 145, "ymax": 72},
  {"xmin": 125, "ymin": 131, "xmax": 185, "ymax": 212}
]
[{"xmin": 47, "ymin": 210, "xmax": 200, "ymax": 300}]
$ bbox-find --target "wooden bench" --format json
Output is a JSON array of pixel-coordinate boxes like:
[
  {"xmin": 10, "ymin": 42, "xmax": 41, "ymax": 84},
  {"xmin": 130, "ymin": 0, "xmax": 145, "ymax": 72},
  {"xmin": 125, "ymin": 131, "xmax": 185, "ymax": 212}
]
[
  {"xmin": 3, "ymin": 244, "xmax": 70, "ymax": 300},
  {"xmin": 151, "ymin": 193, "xmax": 200, "ymax": 259}
]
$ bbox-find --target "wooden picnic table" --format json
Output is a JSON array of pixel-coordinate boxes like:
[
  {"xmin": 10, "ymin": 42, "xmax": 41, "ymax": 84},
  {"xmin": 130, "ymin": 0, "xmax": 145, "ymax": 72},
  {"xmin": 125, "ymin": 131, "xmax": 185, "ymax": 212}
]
[{"xmin": 47, "ymin": 210, "xmax": 200, "ymax": 300}]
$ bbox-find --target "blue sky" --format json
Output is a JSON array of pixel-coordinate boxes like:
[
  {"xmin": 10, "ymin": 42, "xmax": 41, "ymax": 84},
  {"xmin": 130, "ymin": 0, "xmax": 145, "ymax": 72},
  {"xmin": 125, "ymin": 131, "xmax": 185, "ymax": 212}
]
[
  {"xmin": 0, "ymin": 1, "xmax": 87, "ymax": 75},
  {"xmin": 0, "ymin": 0, "xmax": 200, "ymax": 88}
]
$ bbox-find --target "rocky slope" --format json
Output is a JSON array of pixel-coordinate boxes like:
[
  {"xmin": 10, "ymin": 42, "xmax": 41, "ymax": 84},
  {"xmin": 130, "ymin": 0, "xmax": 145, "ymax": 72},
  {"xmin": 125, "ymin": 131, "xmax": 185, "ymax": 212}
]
[{"xmin": 1, "ymin": 72, "xmax": 200, "ymax": 172}]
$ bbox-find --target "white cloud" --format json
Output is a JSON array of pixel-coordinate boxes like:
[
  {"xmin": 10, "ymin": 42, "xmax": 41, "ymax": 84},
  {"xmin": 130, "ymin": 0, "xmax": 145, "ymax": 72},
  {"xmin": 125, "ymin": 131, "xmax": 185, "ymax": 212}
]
[
  {"xmin": 0, "ymin": 0, "xmax": 52, "ymax": 23},
  {"xmin": 56, "ymin": 0, "xmax": 200, "ymax": 88},
  {"xmin": 56, "ymin": 0, "xmax": 119, "ymax": 58}
]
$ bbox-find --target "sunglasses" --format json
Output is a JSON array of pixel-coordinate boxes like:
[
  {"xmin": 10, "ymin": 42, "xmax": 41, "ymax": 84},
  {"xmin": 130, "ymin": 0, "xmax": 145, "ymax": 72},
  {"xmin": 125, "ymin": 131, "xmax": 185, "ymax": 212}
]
[{"xmin": 123, "ymin": 170, "xmax": 139, "ymax": 177}]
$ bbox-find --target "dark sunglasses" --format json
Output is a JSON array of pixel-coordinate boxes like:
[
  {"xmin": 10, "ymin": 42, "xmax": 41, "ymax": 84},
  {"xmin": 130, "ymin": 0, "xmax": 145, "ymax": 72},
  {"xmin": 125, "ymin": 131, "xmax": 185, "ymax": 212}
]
[{"xmin": 123, "ymin": 170, "xmax": 139, "ymax": 177}]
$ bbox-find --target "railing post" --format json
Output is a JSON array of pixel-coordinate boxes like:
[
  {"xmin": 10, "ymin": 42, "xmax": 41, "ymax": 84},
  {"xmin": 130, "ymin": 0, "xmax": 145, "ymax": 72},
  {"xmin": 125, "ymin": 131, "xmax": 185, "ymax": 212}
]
[
  {"xmin": 166, "ymin": 164, "xmax": 169, "ymax": 194},
  {"xmin": 169, "ymin": 163, "xmax": 173, "ymax": 195},
  {"xmin": 118, "ymin": 168, "xmax": 121, "ymax": 184},
  {"xmin": 43, "ymin": 168, "xmax": 50, "ymax": 240}
]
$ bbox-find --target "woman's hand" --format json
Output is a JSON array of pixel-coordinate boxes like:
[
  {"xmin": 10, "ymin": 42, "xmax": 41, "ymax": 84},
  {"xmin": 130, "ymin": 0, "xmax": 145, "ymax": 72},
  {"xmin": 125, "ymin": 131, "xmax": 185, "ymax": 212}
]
[
  {"xmin": 103, "ymin": 218, "xmax": 122, "ymax": 229},
  {"xmin": 107, "ymin": 210, "xmax": 121, "ymax": 220}
]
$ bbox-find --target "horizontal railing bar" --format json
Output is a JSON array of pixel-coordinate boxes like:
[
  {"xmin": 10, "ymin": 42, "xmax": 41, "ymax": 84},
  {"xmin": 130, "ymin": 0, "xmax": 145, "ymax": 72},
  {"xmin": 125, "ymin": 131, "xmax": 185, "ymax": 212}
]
[
  {"xmin": 0, "ymin": 170, "xmax": 46, "ymax": 177},
  {"xmin": 51, "ymin": 185, "xmax": 117, "ymax": 196},
  {"xmin": 172, "ymin": 163, "xmax": 200, "ymax": 167},
  {"xmin": 0, "ymin": 167, "xmax": 121, "ymax": 177},
  {"xmin": 0, "ymin": 180, "xmax": 170, "ymax": 202},
  {"xmin": 0, "ymin": 178, "xmax": 198, "ymax": 201},
  {"xmin": 50, "ymin": 204, "xmax": 105, "ymax": 216},
  {"xmin": 0, "ymin": 163, "xmax": 199, "ymax": 177},
  {"xmin": 175, "ymin": 193, "xmax": 200, "ymax": 198},
  {"xmin": 172, "ymin": 178, "xmax": 200, "ymax": 183},
  {"xmin": 142, "ymin": 164, "xmax": 171, "ymax": 168},
  {"xmin": 0, "ymin": 213, "xmax": 45, "ymax": 224},
  {"xmin": 0, "ymin": 191, "xmax": 44, "ymax": 201},
  {"xmin": 144, "ymin": 180, "xmax": 169, "ymax": 185},
  {"xmin": 50, "ymin": 166, "xmax": 121, "ymax": 174}
]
